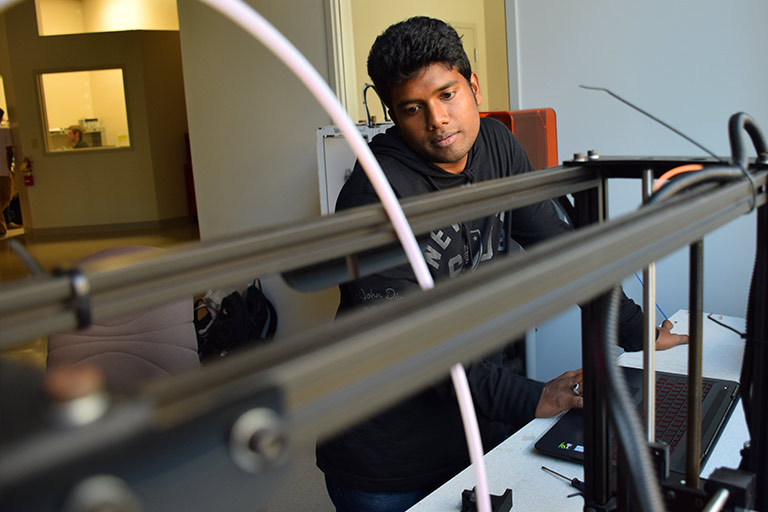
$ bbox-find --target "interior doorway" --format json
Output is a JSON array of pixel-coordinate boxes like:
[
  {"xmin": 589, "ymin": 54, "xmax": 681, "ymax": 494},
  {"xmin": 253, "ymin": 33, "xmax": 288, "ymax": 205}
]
[
  {"xmin": 327, "ymin": 0, "xmax": 510, "ymax": 124},
  {"xmin": 0, "ymin": 76, "xmax": 8, "ymax": 125}
]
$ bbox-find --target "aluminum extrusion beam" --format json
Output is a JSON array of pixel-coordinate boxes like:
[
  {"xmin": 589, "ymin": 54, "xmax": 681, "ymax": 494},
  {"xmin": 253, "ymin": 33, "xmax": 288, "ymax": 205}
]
[
  {"xmin": 221, "ymin": 172, "xmax": 766, "ymax": 443},
  {"xmin": 0, "ymin": 166, "xmax": 598, "ymax": 347}
]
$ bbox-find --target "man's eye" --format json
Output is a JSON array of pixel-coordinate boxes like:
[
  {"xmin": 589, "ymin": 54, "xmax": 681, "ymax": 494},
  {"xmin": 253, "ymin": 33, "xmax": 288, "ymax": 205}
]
[
  {"xmin": 405, "ymin": 105, "xmax": 421, "ymax": 114},
  {"xmin": 442, "ymin": 91, "xmax": 456, "ymax": 100}
]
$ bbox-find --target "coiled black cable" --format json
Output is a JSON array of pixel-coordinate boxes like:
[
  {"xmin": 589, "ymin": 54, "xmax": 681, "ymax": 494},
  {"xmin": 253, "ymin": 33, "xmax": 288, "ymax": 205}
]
[
  {"xmin": 737, "ymin": 114, "xmax": 768, "ymax": 505},
  {"xmin": 740, "ymin": 207, "xmax": 765, "ymax": 431},
  {"xmin": 603, "ymin": 287, "xmax": 666, "ymax": 511},
  {"xmin": 646, "ymin": 165, "xmax": 746, "ymax": 206},
  {"xmin": 729, "ymin": 112, "xmax": 768, "ymax": 170},
  {"xmin": 362, "ymin": 83, "xmax": 389, "ymax": 127},
  {"xmin": 644, "ymin": 113, "xmax": 767, "ymax": 429},
  {"xmin": 647, "ymin": 112, "xmax": 767, "ymax": 209}
]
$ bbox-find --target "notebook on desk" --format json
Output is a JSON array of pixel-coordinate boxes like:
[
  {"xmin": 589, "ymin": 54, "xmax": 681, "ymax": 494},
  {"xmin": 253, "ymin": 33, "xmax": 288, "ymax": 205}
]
[{"xmin": 533, "ymin": 366, "xmax": 740, "ymax": 474}]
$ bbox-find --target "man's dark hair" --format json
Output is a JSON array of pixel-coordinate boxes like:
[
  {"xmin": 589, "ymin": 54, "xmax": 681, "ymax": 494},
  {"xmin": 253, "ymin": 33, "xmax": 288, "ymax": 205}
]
[
  {"xmin": 0, "ymin": 108, "xmax": 4, "ymax": 120},
  {"xmin": 69, "ymin": 125, "xmax": 84, "ymax": 140},
  {"xmin": 367, "ymin": 16, "xmax": 472, "ymax": 109}
]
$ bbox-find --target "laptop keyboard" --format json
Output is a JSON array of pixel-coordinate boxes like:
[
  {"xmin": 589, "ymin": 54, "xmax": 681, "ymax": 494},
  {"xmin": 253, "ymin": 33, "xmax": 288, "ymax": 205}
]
[{"xmin": 654, "ymin": 375, "xmax": 714, "ymax": 450}]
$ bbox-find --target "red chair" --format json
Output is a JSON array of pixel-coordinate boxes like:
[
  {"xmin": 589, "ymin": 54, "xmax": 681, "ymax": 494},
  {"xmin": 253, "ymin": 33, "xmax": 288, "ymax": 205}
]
[{"xmin": 480, "ymin": 108, "xmax": 558, "ymax": 170}]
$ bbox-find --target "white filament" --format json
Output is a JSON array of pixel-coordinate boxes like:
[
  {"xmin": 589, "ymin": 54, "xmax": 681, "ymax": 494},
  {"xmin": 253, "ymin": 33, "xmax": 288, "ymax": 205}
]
[
  {"xmin": 198, "ymin": 0, "xmax": 434, "ymax": 292},
  {"xmin": 451, "ymin": 363, "xmax": 492, "ymax": 512}
]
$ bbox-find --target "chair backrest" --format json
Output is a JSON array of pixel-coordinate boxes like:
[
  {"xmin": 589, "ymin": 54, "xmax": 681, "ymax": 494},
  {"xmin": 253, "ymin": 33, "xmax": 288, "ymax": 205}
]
[
  {"xmin": 480, "ymin": 108, "xmax": 558, "ymax": 170},
  {"xmin": 46, "ymin": 245, "xmax": 200, "ymax": 394}
]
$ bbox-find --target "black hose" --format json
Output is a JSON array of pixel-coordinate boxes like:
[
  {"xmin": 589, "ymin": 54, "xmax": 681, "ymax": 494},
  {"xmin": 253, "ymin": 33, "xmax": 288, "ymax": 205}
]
[
  {"xmin": 729, "ymin": 113, "xmax": 768, "ymax": 432},
  {"xmin": 362, "ymin": 83, "xmax": 390, "ymax": 126},
  {"xmin": 647, "ymin": 166, "xmax": 746, "ymax": 206},
  {"xmin": 362, "ymin": 83, "xmax": 375, "ymax": 127},
  {"xmin": 740, "ymin": 207, "xmax": 763, "ymax": 429},
  {"xmin": 647, "ymin": 112, "xmax": 767, "ymax": 209},
  {"xmin": 603, "ymin": 287, "xmax": 666, "ymax": 511},
  {"xmin": 739, "ymin": 187, "xmax": 768, "ymax": 503},
  {"xmin": 729, "ymin": 112, "xmax": 768, "ymax": 170},
  {"xmin": 729, "ymin": 112, "xmax": 768, "ymax": 509}
]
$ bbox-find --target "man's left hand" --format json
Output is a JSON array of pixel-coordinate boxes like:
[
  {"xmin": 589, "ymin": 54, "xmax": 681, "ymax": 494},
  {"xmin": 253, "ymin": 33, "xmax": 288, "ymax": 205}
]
[
  {"xmin": 535, "ymin": 369, "xmax": 583, "ymax": 418},
  {"xmin": 656, "ymin": 319, "xmax": 689, "ymax": 350}
]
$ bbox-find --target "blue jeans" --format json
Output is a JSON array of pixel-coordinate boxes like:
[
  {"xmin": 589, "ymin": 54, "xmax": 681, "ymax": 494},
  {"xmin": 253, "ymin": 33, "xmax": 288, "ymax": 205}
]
[{"xmin": 324, "ymin": 476, "xmax": 431, "ymax": 512}]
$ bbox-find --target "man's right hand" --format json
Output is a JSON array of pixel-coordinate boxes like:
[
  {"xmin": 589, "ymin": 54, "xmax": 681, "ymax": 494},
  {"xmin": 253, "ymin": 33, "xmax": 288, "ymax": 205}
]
[{"xmin": 535, "ymin": 369, "xmax": 584, "ymax": 418}]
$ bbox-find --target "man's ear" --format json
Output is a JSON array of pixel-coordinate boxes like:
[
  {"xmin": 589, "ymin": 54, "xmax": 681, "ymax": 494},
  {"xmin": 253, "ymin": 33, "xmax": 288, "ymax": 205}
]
[{"xmin": 470, "ymin": 72, "xmax": 483, "ymax": 107}]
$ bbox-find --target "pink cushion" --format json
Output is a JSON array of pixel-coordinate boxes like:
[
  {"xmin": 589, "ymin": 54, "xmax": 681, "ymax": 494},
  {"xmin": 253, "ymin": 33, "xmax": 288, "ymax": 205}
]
[{"xmin": 46, "ymin": 246, "xmax": 200, "ymax": 394}]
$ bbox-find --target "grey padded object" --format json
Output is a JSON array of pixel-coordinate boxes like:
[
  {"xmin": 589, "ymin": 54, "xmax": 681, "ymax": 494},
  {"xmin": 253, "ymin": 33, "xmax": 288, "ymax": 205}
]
[{"xmin": 46, "ymin": 245, "xmax": 200, "ymax": 394}]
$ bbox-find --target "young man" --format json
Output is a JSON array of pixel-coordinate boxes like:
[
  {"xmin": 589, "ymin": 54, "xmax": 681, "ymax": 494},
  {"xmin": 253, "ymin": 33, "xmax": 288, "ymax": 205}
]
[
  {"xmin": 67, "ymin": 125, "xmax": 88, "ymax": 149},
  {"xmin": 317, "ymin": 17, "xmax": 687, "ymax": 512}
]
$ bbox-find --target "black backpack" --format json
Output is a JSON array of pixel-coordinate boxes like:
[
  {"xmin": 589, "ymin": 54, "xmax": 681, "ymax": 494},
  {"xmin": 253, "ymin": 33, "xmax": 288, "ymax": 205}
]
[{"xmin": 195, "ymin": 279, "xmax": 278, "ymax": 361}]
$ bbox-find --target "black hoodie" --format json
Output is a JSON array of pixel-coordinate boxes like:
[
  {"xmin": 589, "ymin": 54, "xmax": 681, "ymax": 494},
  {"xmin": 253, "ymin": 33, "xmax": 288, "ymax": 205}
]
[{"xmin": 316, "ymin": 117, "xmax": 644, "ymax": 493}]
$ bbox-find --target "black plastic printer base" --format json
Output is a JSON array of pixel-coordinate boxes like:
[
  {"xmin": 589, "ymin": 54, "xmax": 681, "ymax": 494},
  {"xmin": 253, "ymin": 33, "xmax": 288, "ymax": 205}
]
[{"xmin": 461, "ymin": 488, "xmax": 513, "ymax": 511}]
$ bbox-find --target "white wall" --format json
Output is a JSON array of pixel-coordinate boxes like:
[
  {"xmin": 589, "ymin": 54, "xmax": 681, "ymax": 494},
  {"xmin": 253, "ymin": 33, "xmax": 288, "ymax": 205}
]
[
  {"xmin": 509, "ymin": 0, "xmax": 768, "ymax": 380},
  {"xmin": 36, "ymin": 0, "xmax": 85, "ymax": 34},
  {"xmin": 177, "ymin": 0, "xmax": 339, "ymax": 338},
  {"xmin": 83, "ymin": 0, "xmax": 179, "ymax": 32}
]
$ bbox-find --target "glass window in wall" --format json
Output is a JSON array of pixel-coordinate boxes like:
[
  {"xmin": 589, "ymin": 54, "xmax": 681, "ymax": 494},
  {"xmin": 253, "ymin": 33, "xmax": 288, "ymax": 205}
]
[{"xmin": 39, "ymin": 69, "xmax": 131, "ymax": 152}]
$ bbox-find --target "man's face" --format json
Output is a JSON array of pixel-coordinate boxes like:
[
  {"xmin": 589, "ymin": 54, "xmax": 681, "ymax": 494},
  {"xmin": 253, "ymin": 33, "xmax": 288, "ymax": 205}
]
[{"xmin": 389, "ymin": 63, "xmax": 482, "ymax": 174}]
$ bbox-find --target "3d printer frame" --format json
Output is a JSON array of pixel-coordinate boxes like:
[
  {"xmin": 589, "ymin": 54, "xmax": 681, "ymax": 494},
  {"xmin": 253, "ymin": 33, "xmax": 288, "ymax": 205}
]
[{"xmin": 0, "ymin": 157, "xmax": 766, "ymax": 511}]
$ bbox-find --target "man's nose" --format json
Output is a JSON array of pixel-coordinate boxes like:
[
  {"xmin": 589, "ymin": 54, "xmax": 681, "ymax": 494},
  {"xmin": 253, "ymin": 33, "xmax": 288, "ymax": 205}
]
[{"xmin": 425, "ymin": 102, "xmax": 449, "ymax": 129}]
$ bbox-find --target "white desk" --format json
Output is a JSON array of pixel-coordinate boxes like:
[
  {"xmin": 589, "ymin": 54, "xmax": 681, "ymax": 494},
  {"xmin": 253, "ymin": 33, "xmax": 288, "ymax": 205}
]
[{"xmin": 409, "ymin": 310, "xmax": 748, "ymax": 511}]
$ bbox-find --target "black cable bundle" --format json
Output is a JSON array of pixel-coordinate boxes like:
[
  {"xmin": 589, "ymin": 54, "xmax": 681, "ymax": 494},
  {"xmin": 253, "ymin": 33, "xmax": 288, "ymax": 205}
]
[
  {"xmin": 609, "ymin": 112, "xmax": 768, "ymax": 510},
  {"xmin": 601, "ymin": 287, "xmax": 666, "ymax": 511},
  {"xmin": 648, "ymin": 112, "xmax": 767, "ymax": 207},
  {"xmin": 735, "ymin": 114, "xmax": 768, "ymax": 510}
]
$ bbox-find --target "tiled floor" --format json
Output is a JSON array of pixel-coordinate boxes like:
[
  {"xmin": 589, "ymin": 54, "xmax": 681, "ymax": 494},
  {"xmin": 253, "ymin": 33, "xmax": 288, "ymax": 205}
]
[{"xmin": 0, "ymin": 221, "xmax": 200, "ymax": 367}]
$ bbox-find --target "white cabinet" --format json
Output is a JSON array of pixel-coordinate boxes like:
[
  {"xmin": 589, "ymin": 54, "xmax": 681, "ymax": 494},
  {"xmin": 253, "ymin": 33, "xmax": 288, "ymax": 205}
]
[{"xmin": 316, "ymin": 122, "xmax": 393, "ymax": 215}]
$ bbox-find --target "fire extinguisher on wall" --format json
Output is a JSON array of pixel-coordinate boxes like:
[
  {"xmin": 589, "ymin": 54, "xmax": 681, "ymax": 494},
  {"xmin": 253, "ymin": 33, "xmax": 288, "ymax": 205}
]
[{"xmin": 20, "ymin": 158, "xmax": 33, "ymax": 186}]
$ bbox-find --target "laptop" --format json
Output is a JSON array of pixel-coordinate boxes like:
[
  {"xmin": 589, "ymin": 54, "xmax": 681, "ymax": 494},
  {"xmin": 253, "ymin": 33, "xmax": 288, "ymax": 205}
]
[{"xmin": 534, "ymin": 366, "xmax": 740, "ymax": 474}]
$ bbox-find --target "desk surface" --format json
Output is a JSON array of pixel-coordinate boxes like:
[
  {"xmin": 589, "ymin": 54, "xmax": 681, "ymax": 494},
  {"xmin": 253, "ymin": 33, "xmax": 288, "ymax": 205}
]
[{"xmin": 409, "ymin": 310, "xmax": 747, "ymax": 511}]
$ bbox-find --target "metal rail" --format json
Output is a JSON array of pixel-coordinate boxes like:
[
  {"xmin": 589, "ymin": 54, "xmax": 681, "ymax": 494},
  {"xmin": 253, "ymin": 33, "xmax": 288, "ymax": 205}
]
[
  {"xmin": 642, "ymin": 170, "xmax": 658, "ymax": 443},
  {"xmin": 0, "ymin": 165, "xmax": 599, "ymax": 347},
  {"xmin": 0, "ymin": 162, "xmax": 764, "ymax": 510}
]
